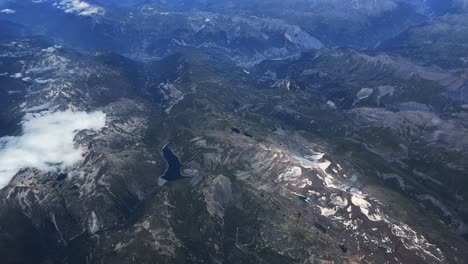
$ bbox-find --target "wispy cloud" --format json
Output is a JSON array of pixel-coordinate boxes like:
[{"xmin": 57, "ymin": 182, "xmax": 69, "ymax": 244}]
[
  {"xmin": 0, "ymin": 9, "xmax": 16, "ymax": 14},
  {"xmin": 454, "ymin": 0, "xmax": 468, "ymax": 8},
  {"xmin": 0, "ymin": 110, "xmax": 106, "ymax": 188}
]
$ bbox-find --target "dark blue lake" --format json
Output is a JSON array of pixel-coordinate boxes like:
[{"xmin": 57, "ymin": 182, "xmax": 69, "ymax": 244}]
[{"xmin": 161, "ymin": 145, "xmax": 191, "ymax": 181}]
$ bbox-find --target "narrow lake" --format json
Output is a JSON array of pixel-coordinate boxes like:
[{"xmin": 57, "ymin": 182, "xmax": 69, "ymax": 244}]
[{"xmin": 161, "ymin": 145, "xmax": 190, "ymax": 181}]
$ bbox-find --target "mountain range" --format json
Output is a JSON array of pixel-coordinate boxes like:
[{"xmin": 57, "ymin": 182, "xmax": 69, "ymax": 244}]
[{"xmin": 0, "ymin": 0, "xmax": 468, "ymax": 263}]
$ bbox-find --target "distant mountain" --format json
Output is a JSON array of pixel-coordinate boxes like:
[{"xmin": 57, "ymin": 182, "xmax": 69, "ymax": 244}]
[
  {"xmin": 148, "ymin": 0, "xmax": 440, "ymax": 48},
  {"xmin": 0, "ymin": 0, "xmax": 451, "ymax": 57},
  {"xmin": 0, "ymin": 1, "xmax": 323, "ymax": 62},
  {"xmin": 379, "ymin": 13, "xmax": 468, "ymax": 69}
]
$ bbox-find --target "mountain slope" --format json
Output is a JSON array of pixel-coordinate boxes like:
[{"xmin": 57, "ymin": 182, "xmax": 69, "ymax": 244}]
[
  {"xmin": 1, "ymin": 1, "xmax": 468, "ymax": 264},
  {"xmin": 0, "ymin": 34, "xmax": 467, "ymax": 263}
]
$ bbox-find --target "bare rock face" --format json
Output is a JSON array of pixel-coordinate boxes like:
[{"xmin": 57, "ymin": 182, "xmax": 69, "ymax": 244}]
[{"xmin": 204, "ymin": 175, "xmax": 232, "ymax": 219}]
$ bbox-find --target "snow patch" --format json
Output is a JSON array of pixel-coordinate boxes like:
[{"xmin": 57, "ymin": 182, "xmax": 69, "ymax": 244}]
[
  {"xmin": 10, "ymin": 72, "xmax": 22, "ymax": 78},
  {"xmin": 278, "ymin": 166, "xmax": 302, "ymax": 181},
  {"xmin": 159, "ymin": 82, "xmax": 184, "ymax": 114},
  {"xmin": 350, "ymin": 191, "xmax": 383, "ymax": 222},
  {"xmin": 88, "ymin": 211, "xmax": 100, "ymax": 234},
  {"xmin": 319, "ymin": 206, "xmax": 338, "ymax": 217},
  {"xmin": 356, "ymin": 88, "xmax": 373, "ymax": 101},
  {"xmin": 330, "ymin": 194, "xmax": 348, "ymax": 208},
  {"xmin": 391, "ymin": 223, "xmax": 444, "ymax": 262}
]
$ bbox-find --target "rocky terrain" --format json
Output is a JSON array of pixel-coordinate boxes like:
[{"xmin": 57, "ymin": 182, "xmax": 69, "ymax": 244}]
[{"xmin": 0, "ymin": 0, "xmax": 468, "ymax": 264}]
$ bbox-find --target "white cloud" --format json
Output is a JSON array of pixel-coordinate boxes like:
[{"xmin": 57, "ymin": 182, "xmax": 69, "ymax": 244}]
[
  {"xmin": 0, "ymin": 110, "xmax": 106, "ymax": 188},
  {"xmin": 55, "ymin": 0, "xmax": 104, "ymax": 16},
  {"xmin": 0, "ymin": 9, "xmax": 16, "ymax": 14}
]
